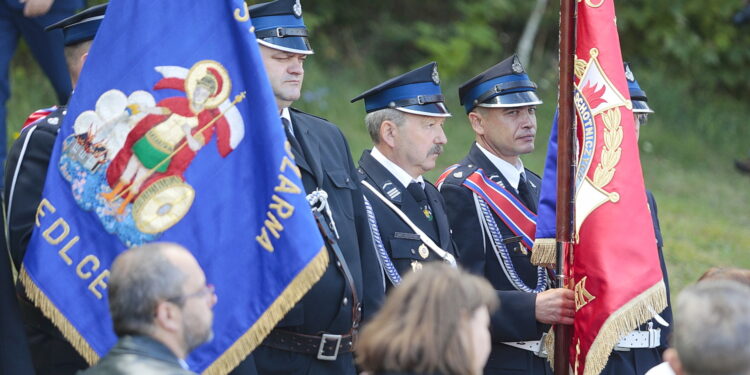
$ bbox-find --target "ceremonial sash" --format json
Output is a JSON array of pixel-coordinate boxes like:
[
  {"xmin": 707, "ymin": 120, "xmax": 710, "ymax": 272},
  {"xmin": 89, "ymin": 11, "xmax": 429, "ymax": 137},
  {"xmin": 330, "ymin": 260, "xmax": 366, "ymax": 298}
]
[{"xmin": 462, "ymin": 169, "xmax": 537, "ymax": 250}]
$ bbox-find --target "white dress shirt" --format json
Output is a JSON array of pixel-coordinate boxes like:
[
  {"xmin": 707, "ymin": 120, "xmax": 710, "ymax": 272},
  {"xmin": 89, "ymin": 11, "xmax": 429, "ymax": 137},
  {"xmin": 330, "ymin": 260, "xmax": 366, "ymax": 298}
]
[
  {"xmin": 476, "ymin": 143, "xmax": 526, "ymax": 190},
  {"xmin": 370, "ymin": 147, "xmax": 424, "ymax": 189}
]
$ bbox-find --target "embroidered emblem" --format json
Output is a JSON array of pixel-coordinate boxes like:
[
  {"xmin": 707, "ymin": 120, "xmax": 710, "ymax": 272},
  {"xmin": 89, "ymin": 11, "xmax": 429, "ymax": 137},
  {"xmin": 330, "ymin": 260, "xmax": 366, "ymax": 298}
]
[
  {"xmin": 431, "ymin": 65, "xmax": 440, "ymax": 85},
  {"xmin": 453, "ymin": 171, "xmax": 463, "ymax": 178},
  {"xmin": 293, "ymin": 0, "xmax": 302, "ymax": 17},
  {"xmin": 48, "ymin": 117, "xmax": 59, "ymax": 125},
  {"xmin": 574, "ymin": 276, "xmax": 596, "ymax": 311},
  {"xmin": 383, "ymin": 181, "xmax": 400, "ymax": 200},
  {"xmin": 58, "ymin": 60, "xmax": 246, "ymax": 246},
  {"xmin": 573, "ymin": 48, "xmax": 628, "ymax": 237},
  {"xmin": 512, "ymin": 56, "xmax": 524, "ymax": 74},
  {"xmin": 624, "ymin": 64, "xmax": 635, "ymax": 82},
  {"xmin": 411, "ymin": 260, "xmax": 423, "ymax": 272},
  {"xmin": 418, "ymin": 244, "xmax": 429, "ymax": 259}
]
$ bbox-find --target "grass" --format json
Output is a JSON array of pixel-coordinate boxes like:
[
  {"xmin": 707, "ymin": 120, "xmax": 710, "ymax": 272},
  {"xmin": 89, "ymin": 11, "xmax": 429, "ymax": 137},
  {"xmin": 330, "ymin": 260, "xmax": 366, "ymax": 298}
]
[{"xmin": 7, "ymin": 51, "xmax": 749, "ymax": 298}]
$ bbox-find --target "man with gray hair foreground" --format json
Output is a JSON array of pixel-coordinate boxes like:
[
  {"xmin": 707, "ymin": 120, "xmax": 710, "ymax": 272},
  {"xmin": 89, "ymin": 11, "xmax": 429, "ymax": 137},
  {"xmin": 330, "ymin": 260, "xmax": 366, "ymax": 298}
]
[
  {"xmin": 80, "ymin": 242, "xmax": 216, "ymax": 375},
  {"xmin": 663, "ymin": 279, "xmax": 750, "ymax": 375}
]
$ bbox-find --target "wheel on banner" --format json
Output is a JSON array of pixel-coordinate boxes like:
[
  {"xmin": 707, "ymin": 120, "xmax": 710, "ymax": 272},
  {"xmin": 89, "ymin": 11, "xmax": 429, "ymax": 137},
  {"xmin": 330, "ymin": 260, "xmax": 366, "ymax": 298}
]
[{"xmin": 132, "ymin": 176, "xmax": 195, "ymax": 234}]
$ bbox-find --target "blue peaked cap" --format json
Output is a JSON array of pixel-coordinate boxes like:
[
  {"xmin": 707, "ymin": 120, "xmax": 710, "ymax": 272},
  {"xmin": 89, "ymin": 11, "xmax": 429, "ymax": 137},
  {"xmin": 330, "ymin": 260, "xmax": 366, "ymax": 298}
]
[
  {"xmin": 45, "ymin": 4, "xmax": 107, "ymax": 46},
  {"xmin": 458, "ymin": 54, "xmax": 542, "ymax": 113},
  {"xmin": 250, "ymin": 0, "xmax": 313, "ymax": 55},
  {"xmin": 624, "ymin": 62, "xmax": 653, "ymax": 114},
  {"xmin": 350, "ymin": 62, "xmax": 451, "ymax": 117}
]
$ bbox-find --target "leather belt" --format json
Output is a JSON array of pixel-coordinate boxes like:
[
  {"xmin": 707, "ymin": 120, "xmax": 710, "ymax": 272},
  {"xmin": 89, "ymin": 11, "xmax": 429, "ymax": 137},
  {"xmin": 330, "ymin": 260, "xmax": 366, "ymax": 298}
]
[
  {"xmin": 262, "ymin": 329, "xmax": 354, "ymax": 361},
  {"xmin": 614, "ymin": 327, "xmax": 661, "ymax": 351}
]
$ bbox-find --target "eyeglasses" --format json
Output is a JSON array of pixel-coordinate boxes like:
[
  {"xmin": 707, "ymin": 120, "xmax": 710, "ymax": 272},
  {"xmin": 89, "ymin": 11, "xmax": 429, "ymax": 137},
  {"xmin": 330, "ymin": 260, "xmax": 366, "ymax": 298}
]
[{"xmin": 183, "ymin": 284, "xmax": 215, "ymax": 300}]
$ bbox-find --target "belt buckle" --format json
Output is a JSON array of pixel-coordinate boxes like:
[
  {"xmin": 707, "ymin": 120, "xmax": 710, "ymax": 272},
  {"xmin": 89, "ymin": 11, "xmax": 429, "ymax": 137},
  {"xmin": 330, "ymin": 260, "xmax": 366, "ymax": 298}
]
[{"xmin": 317, "ymin": 333, "xmax": 342, "ymax": 361}]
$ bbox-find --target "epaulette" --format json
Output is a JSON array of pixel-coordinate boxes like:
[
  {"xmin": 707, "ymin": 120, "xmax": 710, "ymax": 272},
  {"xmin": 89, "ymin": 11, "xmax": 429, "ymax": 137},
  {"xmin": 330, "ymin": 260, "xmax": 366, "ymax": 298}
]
[
  {"xmin": 289, "ymin": 107, "xmax": 330, "ymax": 122},
  {"xmin": 440, "ymin": 163, "xmax": 479, "ymax": 186},
  {"xmin": 22, "ymin": 106, "xmax": 62, "ymax": 129},
  {"xmin": 525, "ymin": 168, "xmax": 541, "ymax": 180}
]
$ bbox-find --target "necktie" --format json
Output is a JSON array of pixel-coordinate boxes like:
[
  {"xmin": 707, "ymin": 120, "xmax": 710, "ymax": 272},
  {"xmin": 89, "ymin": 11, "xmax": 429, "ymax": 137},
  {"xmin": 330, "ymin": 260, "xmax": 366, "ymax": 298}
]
[
  {"xmin": 517, "ymin": 175, "xmax": 536, "ymax": 212},
  {"xmin": 282, "ymin": 117, "xmax": 304, "ymax": 159}
]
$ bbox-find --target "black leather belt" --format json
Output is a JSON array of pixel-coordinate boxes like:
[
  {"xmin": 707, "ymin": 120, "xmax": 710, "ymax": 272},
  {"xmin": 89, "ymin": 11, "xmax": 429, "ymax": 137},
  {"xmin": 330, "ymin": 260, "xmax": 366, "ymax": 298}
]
[{"xmin": 262, "ymin": 329, "xmax": 354, "ymax": 361}]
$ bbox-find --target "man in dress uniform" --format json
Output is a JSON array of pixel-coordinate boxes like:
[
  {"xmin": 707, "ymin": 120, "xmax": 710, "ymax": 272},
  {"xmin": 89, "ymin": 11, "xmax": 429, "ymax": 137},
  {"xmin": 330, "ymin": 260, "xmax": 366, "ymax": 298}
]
[
  {"xmin": 599, "ymin": 62, "xmax": 673, "ymax": 374},
  {"xmin": 0, "ymin": 0, "xmax": 84, "ymax": 182},
  {"xmin": 350, "ymin": 62, "xmax": 457, "ymax": 288},
  {"xmin": 232, "ymin": 0, "xmax": 381, "ymax": 374},
  {"xmin": 438, "ymin": 54, "xmax": 575, "ymax": 375},
  {"xmin": 2, "ymin": 5, "xmax": 105, "ymax": 374}
]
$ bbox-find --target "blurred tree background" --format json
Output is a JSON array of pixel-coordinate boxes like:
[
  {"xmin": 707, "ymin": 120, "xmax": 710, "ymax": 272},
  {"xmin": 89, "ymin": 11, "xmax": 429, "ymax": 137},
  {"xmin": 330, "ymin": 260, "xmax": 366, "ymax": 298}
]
[{"xmin": 6, "ymin": 0, "xmax": 750, "ymax": 295}]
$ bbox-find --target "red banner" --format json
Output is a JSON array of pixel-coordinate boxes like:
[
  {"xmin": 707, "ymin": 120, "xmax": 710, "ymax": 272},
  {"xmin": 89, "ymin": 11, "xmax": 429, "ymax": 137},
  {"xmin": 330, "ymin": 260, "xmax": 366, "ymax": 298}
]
[{"xmin": 568, "ymin": 1, "xmax": 667, "ymax": 374}]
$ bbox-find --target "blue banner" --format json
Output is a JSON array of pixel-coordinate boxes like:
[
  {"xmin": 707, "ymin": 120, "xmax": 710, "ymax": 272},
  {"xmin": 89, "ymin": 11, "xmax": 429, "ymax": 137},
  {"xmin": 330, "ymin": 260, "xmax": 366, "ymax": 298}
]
[
  {"xmin": 19, "ymin": 0, "xmax": 327, "ymax": 373},
  {"xmin": 535, "ymin": 111, "xmax": 559, "ymax": 242}
]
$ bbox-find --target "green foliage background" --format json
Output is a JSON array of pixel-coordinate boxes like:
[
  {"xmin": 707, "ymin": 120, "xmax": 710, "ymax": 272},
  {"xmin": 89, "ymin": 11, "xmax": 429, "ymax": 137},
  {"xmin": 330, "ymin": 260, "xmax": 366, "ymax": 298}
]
[{"xmin": 7, "ymin": 0, "xmax": 750, "ymax": 297}]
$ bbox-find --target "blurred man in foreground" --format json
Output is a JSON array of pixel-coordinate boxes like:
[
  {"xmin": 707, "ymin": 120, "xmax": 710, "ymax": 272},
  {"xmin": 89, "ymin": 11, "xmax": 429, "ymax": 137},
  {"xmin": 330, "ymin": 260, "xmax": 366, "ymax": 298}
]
[{"xmin": 80, "ymin": 242, "xmax": 216, "ymax": 375}]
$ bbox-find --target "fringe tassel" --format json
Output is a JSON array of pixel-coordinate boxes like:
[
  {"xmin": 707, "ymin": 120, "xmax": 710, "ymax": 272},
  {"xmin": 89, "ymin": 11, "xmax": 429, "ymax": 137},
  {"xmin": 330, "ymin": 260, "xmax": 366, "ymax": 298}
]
[
  {"xmin": 18, "ymin": 266, "xmax": 99, "ymax": 365},
  {"xmin": 543, "ymin": 328, "xmax": 555, "ymax": 367},
  {"xmin": 202, "ymin": 246, "xmax": 329, "ymax": 375},
  {"xmin": 583, "ymin": 280, "xmax": 668, "ymax": 375},
  {"xmin": 530, "ymin": 238, "xmax": 557, "ymax": 267}
]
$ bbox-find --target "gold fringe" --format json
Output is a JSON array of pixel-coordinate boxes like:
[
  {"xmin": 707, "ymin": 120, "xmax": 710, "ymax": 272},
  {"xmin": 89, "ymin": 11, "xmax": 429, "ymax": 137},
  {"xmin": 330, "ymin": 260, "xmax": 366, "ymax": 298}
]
[
  {"xmin": 18, "ymin": 266, "xmax": 99, "ymax": 365},
  {"xmin": 583, "ymin": 280, "xmax": 667, "ymax": 375},
  {"xmin": 543, "ymin": 328, "xmax": 555, "ymax": 367},
  {"xmin": 202, "ymin": 246, "xmax": 329, "ymax": 375},
  {"xmin": 530, "ymin": 238, "xmax": 557, "ymax": 267}
]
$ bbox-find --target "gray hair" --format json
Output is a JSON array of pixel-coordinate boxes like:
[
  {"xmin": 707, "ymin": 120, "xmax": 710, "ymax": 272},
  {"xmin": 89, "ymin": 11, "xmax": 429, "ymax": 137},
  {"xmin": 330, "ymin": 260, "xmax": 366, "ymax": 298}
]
[
  {"xmin": 108, "ymin": 242, "xmax": 187, "ymax": 337},
  {"xmin": 673, "ymin": 279, "xmax": 750, "ymax": 375},
  {"xmin": 365, "ymin": 108, "xmax": 406, "ymax": 144}
]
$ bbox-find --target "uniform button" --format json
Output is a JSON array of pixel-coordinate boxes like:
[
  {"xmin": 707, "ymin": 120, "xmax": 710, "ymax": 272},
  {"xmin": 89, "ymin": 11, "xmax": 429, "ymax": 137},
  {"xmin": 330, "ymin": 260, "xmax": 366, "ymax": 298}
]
[
  {"xmin": 346, "ymin": 177, "xmax": 350, "ymax": 182},
  {"xmin": 411, "ymin": 249, "xmax": 416, "ymax": 254},
  {"xmin": 336, "ymin": 261, "xmax": 342, "ymax": 267},
  {"xmin": 342, "ymin": 297, "xmax": 348, "ymax": 305}
]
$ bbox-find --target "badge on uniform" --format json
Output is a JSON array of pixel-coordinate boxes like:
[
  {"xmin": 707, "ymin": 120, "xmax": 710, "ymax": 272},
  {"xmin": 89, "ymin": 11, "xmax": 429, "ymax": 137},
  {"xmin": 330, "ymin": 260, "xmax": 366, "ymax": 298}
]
[
  {"xmin": 422, "ymin": 205, "xmax": 433, "ymax": 221},
  {"xmin": 418, "ymin": 244, "xmax": 429, "ymax": 259},
  {"xmin": 411, "ymin": 260, "xmax": 423, "ymax": 272}
]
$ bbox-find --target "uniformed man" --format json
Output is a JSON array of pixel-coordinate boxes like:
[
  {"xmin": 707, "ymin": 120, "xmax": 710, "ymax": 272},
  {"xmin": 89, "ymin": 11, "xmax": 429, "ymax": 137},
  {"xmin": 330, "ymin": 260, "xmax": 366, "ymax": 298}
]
[
  {"xmin": 351, "ymin": 62, "xmax": 457, "ymax": 288},
  {"xmin": 600, "ymin": 62, "xmax": 673, "ymax": 374},
  {"xmin": 0, "ymin": 0, "xmax": 84, "ymax": 185},
  {"xmin": 438, "ymin": 55, "xmax": 575, "ymax": 375},
  {"xmin": 2, "ymin": 5, "xmax": 105, "ymax": 375},
  {"xmin": 234, "ymin": 0, "xmax": 381, "ymax": 374}
]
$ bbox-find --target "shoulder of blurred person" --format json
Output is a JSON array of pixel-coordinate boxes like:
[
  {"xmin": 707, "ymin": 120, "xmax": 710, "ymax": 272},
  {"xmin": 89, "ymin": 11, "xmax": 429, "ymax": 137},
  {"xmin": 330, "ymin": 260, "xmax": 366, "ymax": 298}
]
[{"xmin": 77, "ymin": 335, "xmax": 195, "ymax": 375}]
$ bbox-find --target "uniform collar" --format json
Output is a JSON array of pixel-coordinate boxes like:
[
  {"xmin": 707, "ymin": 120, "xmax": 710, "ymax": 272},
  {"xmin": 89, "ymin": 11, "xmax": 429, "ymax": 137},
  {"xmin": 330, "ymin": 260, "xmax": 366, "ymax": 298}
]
[
  {"xmin": 371, "ymin": 146, "xmax": 424, "ymax": 188},
  {"xmin": 475, "ymin": 143, "xmax": 525, "ymax": 189}
]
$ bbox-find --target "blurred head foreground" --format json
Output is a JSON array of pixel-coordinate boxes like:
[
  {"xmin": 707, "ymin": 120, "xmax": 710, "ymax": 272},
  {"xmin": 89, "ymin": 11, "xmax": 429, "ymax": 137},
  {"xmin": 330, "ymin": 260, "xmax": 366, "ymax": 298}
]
[
  {"xmin": 664, "ymin": 279, "xmax": 750, "ymax": 375},
  {"xmin": 357, "ymin": 263, "xmax": 499, "ymax": 375}
]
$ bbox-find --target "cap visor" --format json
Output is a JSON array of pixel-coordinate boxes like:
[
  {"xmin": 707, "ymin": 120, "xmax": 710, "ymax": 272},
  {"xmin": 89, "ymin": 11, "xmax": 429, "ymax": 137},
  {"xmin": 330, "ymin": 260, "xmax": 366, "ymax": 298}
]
[
  {"xmin": 397, "ymin": 102, "xmax": 451, "ymax": 118},
  {"xmin": 631, "ymin": 100, "xmax": 654, "ymax": 114},
  {"xmin": 477, "ymin": 91, "xmax": 543, "ymax": 109},
  {"xmin": 257, "ymin": 37, "xmax": 314, "ymax": 55}
]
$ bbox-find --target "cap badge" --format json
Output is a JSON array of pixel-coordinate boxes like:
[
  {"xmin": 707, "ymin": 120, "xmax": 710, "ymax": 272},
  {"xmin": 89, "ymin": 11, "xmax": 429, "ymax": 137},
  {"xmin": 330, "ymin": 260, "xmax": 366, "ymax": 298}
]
[
  {"xmin": 512, "ymin": 56, "xmax": 524, "ymax": 74},
  {"xmin": 293, "ymin": 0, "xmax": 302, "ymax": 18},
  {"xmin": 432, "ymin": 65, "xmax": 440, "ymax": 85},
  {"xmin": 625, "ymin": 65, "xmax": 635, "ymax": 82}
]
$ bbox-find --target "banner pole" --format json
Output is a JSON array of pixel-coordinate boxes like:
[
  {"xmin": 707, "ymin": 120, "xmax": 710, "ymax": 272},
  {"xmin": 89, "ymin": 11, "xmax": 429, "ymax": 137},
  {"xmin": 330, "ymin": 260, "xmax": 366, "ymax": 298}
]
[{"xmin": 554, "ymin": 0, "xmax": 577, "ymax": 373}]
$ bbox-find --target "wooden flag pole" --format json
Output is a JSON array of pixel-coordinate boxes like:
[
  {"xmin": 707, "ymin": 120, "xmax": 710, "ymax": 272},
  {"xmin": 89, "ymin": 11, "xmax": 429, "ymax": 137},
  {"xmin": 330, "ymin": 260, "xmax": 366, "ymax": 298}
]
[{"xmin": 554, "ymin": 0, "xmax": 577, "ymax": 373}]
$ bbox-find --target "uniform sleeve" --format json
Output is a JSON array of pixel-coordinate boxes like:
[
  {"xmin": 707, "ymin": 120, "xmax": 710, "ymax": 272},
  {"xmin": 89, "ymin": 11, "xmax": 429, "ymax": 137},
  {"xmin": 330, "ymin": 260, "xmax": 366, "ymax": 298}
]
[
  {"xmin": 3, "ymin": 125, "xmax": 57, "ymax": 269},
  {"xmin": 647, "ymin": 190, "xmax": 672, "ymax": 349},
  {"xmin": 441, "ymin": 182, "xmax": 543, "ymax": 342}
]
